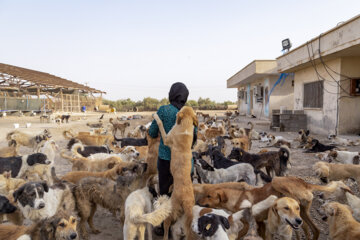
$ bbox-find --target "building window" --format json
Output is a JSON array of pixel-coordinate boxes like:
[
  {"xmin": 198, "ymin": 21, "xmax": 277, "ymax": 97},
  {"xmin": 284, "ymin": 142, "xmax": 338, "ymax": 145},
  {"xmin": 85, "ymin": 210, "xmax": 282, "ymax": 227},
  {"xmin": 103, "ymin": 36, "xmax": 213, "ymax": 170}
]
[{"xmin": 303, "ymin": 81, "xmax": 323, "ymax": 108}]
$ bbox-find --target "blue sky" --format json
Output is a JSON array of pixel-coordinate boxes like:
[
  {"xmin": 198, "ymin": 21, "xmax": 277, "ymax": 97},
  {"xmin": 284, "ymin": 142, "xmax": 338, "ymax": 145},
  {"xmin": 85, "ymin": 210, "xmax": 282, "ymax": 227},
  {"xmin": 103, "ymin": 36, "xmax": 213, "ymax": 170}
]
[{"xmin": 1, "ymin": 1, "xmax": 359, "ymax": 101}]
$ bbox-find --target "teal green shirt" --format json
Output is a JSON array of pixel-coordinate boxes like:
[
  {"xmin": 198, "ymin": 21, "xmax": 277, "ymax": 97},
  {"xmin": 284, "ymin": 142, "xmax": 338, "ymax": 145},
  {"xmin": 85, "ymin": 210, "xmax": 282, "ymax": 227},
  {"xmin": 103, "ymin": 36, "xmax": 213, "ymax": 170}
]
[{"xmin": 149, "ymin": 104, "xmax": 197, "ymax": 162}]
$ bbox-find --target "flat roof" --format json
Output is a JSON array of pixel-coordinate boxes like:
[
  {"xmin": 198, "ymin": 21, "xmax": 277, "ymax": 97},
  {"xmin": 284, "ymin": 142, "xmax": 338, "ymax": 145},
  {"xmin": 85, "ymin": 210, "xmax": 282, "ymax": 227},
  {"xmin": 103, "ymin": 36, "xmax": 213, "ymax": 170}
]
[
  {"xmin": 227, "ymin": 60, "xmax": 278, "ymax": 88},
  {"xmin": 277, "ymin": 14, "xmax": 360, "ymax": 72}
]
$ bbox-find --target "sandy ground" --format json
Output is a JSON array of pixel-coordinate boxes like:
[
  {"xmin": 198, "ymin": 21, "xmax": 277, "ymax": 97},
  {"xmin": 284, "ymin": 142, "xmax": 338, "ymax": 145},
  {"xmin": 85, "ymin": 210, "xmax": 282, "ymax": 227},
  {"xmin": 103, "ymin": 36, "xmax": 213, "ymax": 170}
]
[{"xmin": 1, "ymin": 110, "xmax": 360, "ymax": 240}]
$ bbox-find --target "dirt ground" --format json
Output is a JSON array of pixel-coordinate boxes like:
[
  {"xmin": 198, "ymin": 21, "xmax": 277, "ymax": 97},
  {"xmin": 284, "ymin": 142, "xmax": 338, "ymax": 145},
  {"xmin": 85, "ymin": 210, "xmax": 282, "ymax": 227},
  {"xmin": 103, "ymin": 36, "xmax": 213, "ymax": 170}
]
[{"xmin": 1, "ymin": 110, "xmax": 360, "ymax": 240}]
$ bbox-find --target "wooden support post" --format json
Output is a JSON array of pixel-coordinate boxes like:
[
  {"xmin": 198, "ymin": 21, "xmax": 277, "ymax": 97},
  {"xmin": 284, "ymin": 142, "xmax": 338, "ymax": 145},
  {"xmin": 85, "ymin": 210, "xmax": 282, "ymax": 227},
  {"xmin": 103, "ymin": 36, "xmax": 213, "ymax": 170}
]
[
  {"xmin": 77, "ymin": 92, "xmax": 80, "ymax": 112},
  {"xmin": 60, "ymin": 89, "xmax": 64, "ymax": 112},
  {"xmin": 37, "ymin": 87, "xmax": 40, "ymax": 99}
]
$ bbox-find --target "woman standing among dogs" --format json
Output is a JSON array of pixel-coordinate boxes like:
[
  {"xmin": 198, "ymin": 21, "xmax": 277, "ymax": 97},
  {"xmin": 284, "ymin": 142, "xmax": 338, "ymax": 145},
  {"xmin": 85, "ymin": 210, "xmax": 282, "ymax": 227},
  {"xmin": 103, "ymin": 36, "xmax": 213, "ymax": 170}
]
[
  {"xmin": 149, "ymin": 82, "xmax": 197, "ymax": 194},
  {"xmin": 148, "ymin": 82, "xmax": 197, "ymax": 234}
]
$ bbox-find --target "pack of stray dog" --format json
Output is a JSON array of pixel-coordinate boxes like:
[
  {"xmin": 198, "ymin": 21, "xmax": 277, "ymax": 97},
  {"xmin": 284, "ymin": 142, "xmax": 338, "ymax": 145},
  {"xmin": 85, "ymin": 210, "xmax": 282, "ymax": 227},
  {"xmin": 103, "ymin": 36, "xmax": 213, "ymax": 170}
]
[{"xmin": 1, "ymin": 109, "xmax": 360, "ymax": 240}]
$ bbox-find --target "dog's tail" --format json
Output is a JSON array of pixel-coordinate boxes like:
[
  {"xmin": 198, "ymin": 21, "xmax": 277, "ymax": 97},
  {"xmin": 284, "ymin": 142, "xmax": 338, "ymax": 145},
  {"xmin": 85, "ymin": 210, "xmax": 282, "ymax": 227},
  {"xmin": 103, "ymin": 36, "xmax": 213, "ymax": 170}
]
[
  {"xmin": 132, "ymin": 195, "xmax": 172, "ymax": 226},
  {"xmin": 247, "ymin": 122, "xmax": 254, "ymax": 130},
  {"xmin": 60, "ymin": 150, "xmax": 86, "ymax": 163},
  {"xmin": 63, "ymin": 130, "xmax": 75, "ymax": 139},
  {"xmin": 279, "ymin": 145, "xmax": 291, "ymax": 174},
  {"xmin": 51, "ymin": 167, "xmax": 62, "ymax": 183},
  {"xmin": 71, "ymin": 142, "xmax": 84, "ymax": 158}
]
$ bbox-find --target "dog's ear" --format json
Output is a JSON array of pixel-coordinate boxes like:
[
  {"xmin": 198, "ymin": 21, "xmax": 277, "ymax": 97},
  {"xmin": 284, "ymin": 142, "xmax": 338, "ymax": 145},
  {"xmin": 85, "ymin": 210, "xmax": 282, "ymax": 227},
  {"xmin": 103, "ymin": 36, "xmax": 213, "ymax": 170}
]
[
  {"xmin": 41, "ymin": 182, "xmax": 49, "ymax": 192},
  {"xmin": 176, "ymin": 112, "xmax": 184, "ymax": 125},
  {"xmin": 271, "ymin": 203, "xmax": 279, "ymax": 216},
  {"xmin": 329, "ymin": 150, "xmax": 337, "ymax": 158},
  {"xmin": 217, "ymin": 190, "xmax": 228, "ymax": 203},
  {"xmin": 13, "ymin": 185, "xmax": 26, "ymax": 202},
  {"xmin": 306, "ymin": 130, "xmax": 310, "ymax": 136},
  {"xmin": 108, "ymin": 162, "xmax": 116, "ymax": 169},
  {"xmin": 219, "ymin": 215, "xmax": 230, "ymax": 230}
]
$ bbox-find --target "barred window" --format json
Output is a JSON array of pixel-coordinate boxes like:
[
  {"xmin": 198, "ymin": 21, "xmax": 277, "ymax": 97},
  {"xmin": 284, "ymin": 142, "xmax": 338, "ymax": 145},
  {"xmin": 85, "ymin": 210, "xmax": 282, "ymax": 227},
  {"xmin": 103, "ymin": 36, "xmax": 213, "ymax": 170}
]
[{"xmin": 303, "ymin": 81, "xmax": 323, "ymax": 108}]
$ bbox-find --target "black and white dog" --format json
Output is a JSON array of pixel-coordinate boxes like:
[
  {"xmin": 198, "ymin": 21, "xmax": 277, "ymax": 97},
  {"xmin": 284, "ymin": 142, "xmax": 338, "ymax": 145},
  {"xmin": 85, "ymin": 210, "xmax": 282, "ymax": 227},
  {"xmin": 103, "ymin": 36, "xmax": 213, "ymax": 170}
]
[
  {"xmin": 0, "ymin": 153, "xmax": 51, "ymax": 178},
  {"xmin": 0, "ymin": 195, "xmax": 17, "ymax": 214},
  {"xmin": 13, "ymin": 179, "xmax": 76, "ymax": 222},
  {"xmin": 67, "ymin": 139, "xmax": 111, "ymax": 157}
]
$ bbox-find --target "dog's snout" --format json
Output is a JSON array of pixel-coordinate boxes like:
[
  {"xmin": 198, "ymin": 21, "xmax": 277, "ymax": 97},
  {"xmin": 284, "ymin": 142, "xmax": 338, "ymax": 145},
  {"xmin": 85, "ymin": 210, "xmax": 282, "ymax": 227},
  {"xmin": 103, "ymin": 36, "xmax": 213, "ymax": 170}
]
[
  {"xmin": 295, "ymin": 218, "xmax": 303, "ymax": 225},
  {"xmin": 46, "ymin": 160, "xmax": 51, "ymax": 165},
  {"xmin": 322, "ymin": 215, "xmax": 328, "ymax": 221},
  {"xmin": 70, "ymin": 233, "xmax": 77, "ymax": 239},
  {"xmin": 38, "ymin": 202, "xmax": 45, "ymax": 209},
  {"xmin": 136, "ymin": 152, "xmax": 140, "ymax": 156}
]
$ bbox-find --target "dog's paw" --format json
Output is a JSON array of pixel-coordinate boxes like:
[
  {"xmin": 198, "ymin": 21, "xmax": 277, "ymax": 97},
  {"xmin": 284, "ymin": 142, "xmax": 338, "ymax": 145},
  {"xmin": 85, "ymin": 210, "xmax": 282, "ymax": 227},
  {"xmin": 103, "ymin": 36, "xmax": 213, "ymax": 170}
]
[
  {"xmin": 91, "ymin": 229, "xmax": 101, "ymax": 234},
  {"xmin": 153, "ymin": 113, "xmax": 163, "ymax": 125}
]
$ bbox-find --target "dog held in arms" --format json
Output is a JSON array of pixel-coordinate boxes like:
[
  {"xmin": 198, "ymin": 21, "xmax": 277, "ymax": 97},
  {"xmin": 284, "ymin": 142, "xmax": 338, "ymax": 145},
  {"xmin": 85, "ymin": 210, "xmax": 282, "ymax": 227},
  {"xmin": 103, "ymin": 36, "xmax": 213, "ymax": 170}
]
[{"xmin": 153, "ymin": 106, "xmax": 198, "ymax": 240}]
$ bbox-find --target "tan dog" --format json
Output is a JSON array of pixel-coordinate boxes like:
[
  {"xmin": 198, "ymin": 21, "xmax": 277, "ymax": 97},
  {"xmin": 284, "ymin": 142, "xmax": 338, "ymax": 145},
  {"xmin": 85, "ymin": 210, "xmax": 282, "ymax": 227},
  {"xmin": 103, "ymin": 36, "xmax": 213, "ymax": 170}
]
[
  {"xmin": 63, "ymin": 130, "xmax": 114, "ymax": 146},
  {"xmin": 231, "ymin": 137, "xmax": 250, "ymax": 151},
  {"xmin": 109, "ymin": 118, "xmax": 130, "ymax": 136},
  {"xmin": 61, "ymin": 161, "xmax": 140, "ymax": 183},
  {"xmin": 313, "ymin": 161, "xmax": 360, "ymax": 189},
  {"xmin": 204, "ymin": 126, "xmax": 225, "ymax": 140},
  {"xmin": 145, "ymin": 133, "xmax": 160, "ymax": 178},
  {"xmin": 6, "ymin": 129, "xmax": 51, "ymax": 150},
  {"xmin": 197, "ymin": 177, "xmax": 351, "ymax": 239},
  {"xmin": 0, "ymin": 140, "xmax": 19, "ymax": 158},
  {"xmin": 153, "ymin": 106, "xmax": 198, "ymax": 240},
  {"xmin": 61, "ymin": 150, "xmax": 122, "ymax": 172},
  {"xmin": 266, "ymin": 197, "xmax": 302, "ymax": 240},
  {"xmin": 322, "ymin": 202, "xmax": 360, "ymax": 240},
  {"xmin": 0, "ymin": 171, "xmax": 25, "ymax": 195},
  {"xmin": 0, "ymin": 215, "xmax": 78, "ymax": 240}
]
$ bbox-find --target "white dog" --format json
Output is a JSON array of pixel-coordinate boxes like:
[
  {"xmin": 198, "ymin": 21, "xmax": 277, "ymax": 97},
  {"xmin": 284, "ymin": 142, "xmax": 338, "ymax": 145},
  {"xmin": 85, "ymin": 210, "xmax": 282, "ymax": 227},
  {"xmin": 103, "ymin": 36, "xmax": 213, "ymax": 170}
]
[{"xmin": 123, "ymin": 188, "xmax": 172, "ymax": 240}]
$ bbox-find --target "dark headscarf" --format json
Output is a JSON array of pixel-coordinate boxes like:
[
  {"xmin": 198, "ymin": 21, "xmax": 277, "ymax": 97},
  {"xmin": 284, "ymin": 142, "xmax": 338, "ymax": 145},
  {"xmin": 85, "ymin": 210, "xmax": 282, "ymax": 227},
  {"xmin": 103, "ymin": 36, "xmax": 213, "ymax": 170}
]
[{"xmin": 168, "ymin": 82, "xmax": 189, "ymax": 110}]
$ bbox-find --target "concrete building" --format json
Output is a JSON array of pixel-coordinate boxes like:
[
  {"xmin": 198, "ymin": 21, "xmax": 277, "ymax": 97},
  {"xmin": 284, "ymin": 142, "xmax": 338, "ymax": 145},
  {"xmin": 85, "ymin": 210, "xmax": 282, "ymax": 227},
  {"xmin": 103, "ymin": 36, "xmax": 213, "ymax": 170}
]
[
  {"xmin": 227, "ymin": 60, "xmax": 294, "ymax": 119},
  {"xmin": 277, "ymin": 14, "xmax": 360, "ymax": 135}
]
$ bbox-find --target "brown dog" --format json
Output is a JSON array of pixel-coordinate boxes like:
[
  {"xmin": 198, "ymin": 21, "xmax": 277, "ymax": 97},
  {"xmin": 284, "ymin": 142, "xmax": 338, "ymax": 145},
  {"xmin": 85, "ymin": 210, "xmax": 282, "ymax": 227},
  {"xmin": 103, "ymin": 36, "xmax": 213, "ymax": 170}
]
[
  {"xmin": 322, "ymin": 201, "xmax": 360, "ymax": 240},
  {"xmin": 313, "ymin": 161, "xmax": 360, "ymax": 189},
  {"xmin": 231, "ymin": 137, "xmax": 251, "ymax": 151},
  {"xmin": 0, "ymin": 171, "xmax": 26, "ymax": 195},
  {"xmin": 144, "ymin": 133, "xmax": 160, "ymax": 178},
  {"xmin": 63, "ymin": 130, "xmax": 114, "ymax": 146},
  {"xmin": 109, "ymin": 118, "xmax": 130, "ymax": 136},
  {"xmin": 60, "ymin": 150, "xmax": 122, "ymax": 172},
  {"xmin": 60, "ymin": 161, "xmax": 140, "ymax": 183},
  {"xmin": 74, "ymin": 163, "xmax": 147, "ymax": 240},
  {"xmin": 197, "ymin": 176, "xmax": 351, "ymax": 239},
  {"xmin": 204, "ymin": 126, "xmax": 225, "ymax": 140},
  {"xmin": 153, "ymin": 106, "xmax": 198, "ymax": 240},
  {"xmin": 0, "ymin": 215, "xmax": 78, "ymax": 240},
  {"xmin": 266, "ymin": 197, "xmax": 302, "ymax": 240},
  {"xmin": 0, "ymin": 140, "xmax": 19, "ymax": 158}
]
